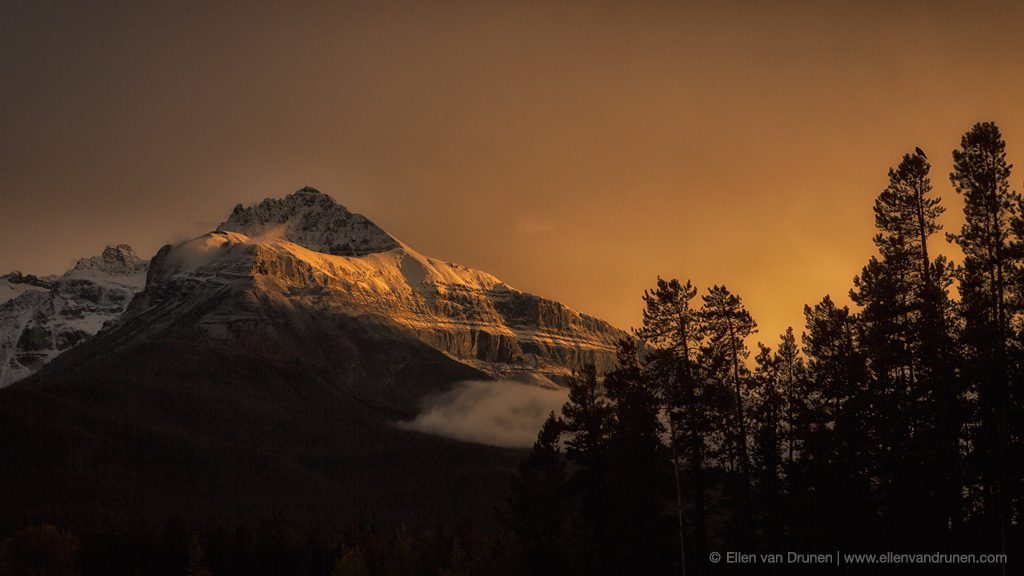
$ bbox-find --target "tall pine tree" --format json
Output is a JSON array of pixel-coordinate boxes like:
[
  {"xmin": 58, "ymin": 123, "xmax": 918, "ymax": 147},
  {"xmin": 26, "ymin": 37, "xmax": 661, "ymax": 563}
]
[
  {"xmin": 949, "ymin": 121, "xmax": 1020, "ymax": 558},
  {"xmin": 700, "ymin": 285, "xmax": 757, "ymax": 545},
  {"xmin": 636, "ymin": 277, "xmax": 708, "ymax": 572},
  {"xmin": 851, "ymin": 148, "xmax": 959, "ymax": 543}
]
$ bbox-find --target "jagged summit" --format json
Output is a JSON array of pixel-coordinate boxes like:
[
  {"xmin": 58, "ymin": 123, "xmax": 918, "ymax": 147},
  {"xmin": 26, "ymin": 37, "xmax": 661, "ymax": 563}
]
[
  {"xmin": 217, "ymin": 187, "xmax": 402, "ymax": 256},
  {"xmin": 72, "ymin": 244, "xmax": 147, "ymax": 276}
]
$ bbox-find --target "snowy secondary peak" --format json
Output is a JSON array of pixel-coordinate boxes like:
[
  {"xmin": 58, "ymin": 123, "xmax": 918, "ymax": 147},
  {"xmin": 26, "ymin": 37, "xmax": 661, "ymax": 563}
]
[
  {"xmin": 216, "ymin": 187, "xmax": 402, "ymax": 256},
  {"xmin": 0, "ymin": 244, "xmax": 149, "ymax": 387},
  {"xmin": 72, "ymin": 244, "xmax": 147, "ymax": 276}
]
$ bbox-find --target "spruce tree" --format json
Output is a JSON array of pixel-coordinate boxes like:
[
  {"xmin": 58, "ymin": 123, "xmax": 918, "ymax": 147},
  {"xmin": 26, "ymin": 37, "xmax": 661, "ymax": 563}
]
[
  {"xmin": 560, "ymin": 364, "xmax": 613, "ymax": 575},
  {"xmin": 509, "ymin": 412, "xmax": 568, "ymax": 576},
  {"xmin": 801, "ymin": 296, "xmax": 872, "ymax": 549},
  {"xmin": 773, "ymin": 327, "xmax": 808, "ymax": 546},
  {"xmin": 752, "ymin": 342, "xmax": 783, "ymax": 549},
  {"xmin": 773, "ymin": 328, "xmax": 807, "ymax": 478},
  {"xmin": 603, "ymin": 339, "xmax": 671, "ymax": 575}
]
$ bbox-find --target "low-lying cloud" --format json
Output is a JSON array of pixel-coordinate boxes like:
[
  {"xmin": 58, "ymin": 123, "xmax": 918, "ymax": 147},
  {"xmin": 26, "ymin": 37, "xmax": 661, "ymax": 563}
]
[{"xmin": 396, "ymin": 380, "xmax": 568, "ymax": 448}]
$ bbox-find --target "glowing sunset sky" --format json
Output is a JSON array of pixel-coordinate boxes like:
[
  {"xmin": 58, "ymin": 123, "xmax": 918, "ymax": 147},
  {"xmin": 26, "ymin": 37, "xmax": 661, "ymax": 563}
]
[{"xmin": 2, "ymin": 0, "xmax": 1023, "ymax": 342}]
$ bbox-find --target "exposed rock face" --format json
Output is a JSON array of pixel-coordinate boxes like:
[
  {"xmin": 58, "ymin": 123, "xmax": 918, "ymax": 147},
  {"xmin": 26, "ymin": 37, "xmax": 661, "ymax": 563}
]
[
  {"xmin": 217, "ymin": 186, "xmax": 402, "ymax": 256},
  {"xmin": 1, "ymin": 272, "xmax": 54, "ymax": 293},
  {"xmin": 132, "ymin": 228, "xmax": 625, "ymax": 384},
  {"xmin": 0, "ymin": 245, "xmax": 147, "ymax": 386}
]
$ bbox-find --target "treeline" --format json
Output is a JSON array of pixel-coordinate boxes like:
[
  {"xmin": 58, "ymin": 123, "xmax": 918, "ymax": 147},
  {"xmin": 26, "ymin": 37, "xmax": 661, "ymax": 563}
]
[
  {"xmin": 508, "ymin": 121, "xmax": 1022, "ymax": 574},
  {"xmin": 0, "ymin": 520, "xmax": 513, "ymax": 576}
]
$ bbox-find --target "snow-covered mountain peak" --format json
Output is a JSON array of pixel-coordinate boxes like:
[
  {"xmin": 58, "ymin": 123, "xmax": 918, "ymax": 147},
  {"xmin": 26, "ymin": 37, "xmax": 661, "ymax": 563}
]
[
  {"xmin": 217, "ymin": 187, "xmax": 402, "ymax": 256},
  {"xmin": 72, "ymin": 244, "xmax": 147, "ymax": 277}
]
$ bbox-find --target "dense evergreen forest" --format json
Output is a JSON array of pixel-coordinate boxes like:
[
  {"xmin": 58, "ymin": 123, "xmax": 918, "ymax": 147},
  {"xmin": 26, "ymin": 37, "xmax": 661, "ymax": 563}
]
[
  {"xmin": 2, "ymin": 121, "xmax": 1021, "ymax": 574},
  {"xmin": 507, "ymin": 121, "xmax": 1022, "ymax": 575}
]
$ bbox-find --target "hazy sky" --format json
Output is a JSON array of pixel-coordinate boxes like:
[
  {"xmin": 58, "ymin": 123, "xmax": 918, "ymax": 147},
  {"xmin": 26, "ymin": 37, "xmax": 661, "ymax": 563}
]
[{"xmin": 3, "ymin": 0, "xmax": 1023, "ymax": 342}]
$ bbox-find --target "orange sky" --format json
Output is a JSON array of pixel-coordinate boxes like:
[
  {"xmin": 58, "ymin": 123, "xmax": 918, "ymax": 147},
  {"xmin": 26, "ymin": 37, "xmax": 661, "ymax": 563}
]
[{"xmin": 2, "ymin": 0, "xmax": 1023, "ymax": 344}]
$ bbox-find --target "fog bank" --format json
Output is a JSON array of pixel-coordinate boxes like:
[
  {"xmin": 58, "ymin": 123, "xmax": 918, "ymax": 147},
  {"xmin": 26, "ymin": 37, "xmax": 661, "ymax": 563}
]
[{"xmin": 397, "ymin": 380, "xmax": 568, "ymax": 448}]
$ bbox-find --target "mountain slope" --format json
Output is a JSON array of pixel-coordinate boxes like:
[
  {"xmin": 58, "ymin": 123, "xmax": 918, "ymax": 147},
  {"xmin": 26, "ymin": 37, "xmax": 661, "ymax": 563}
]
[
  {"xmin": 0, "ymin": 315, "xmax": 520, "ymax": 529},
  {"xmin": 2, "ymin": 235, "xmax": 520, "ymax": 528}
]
